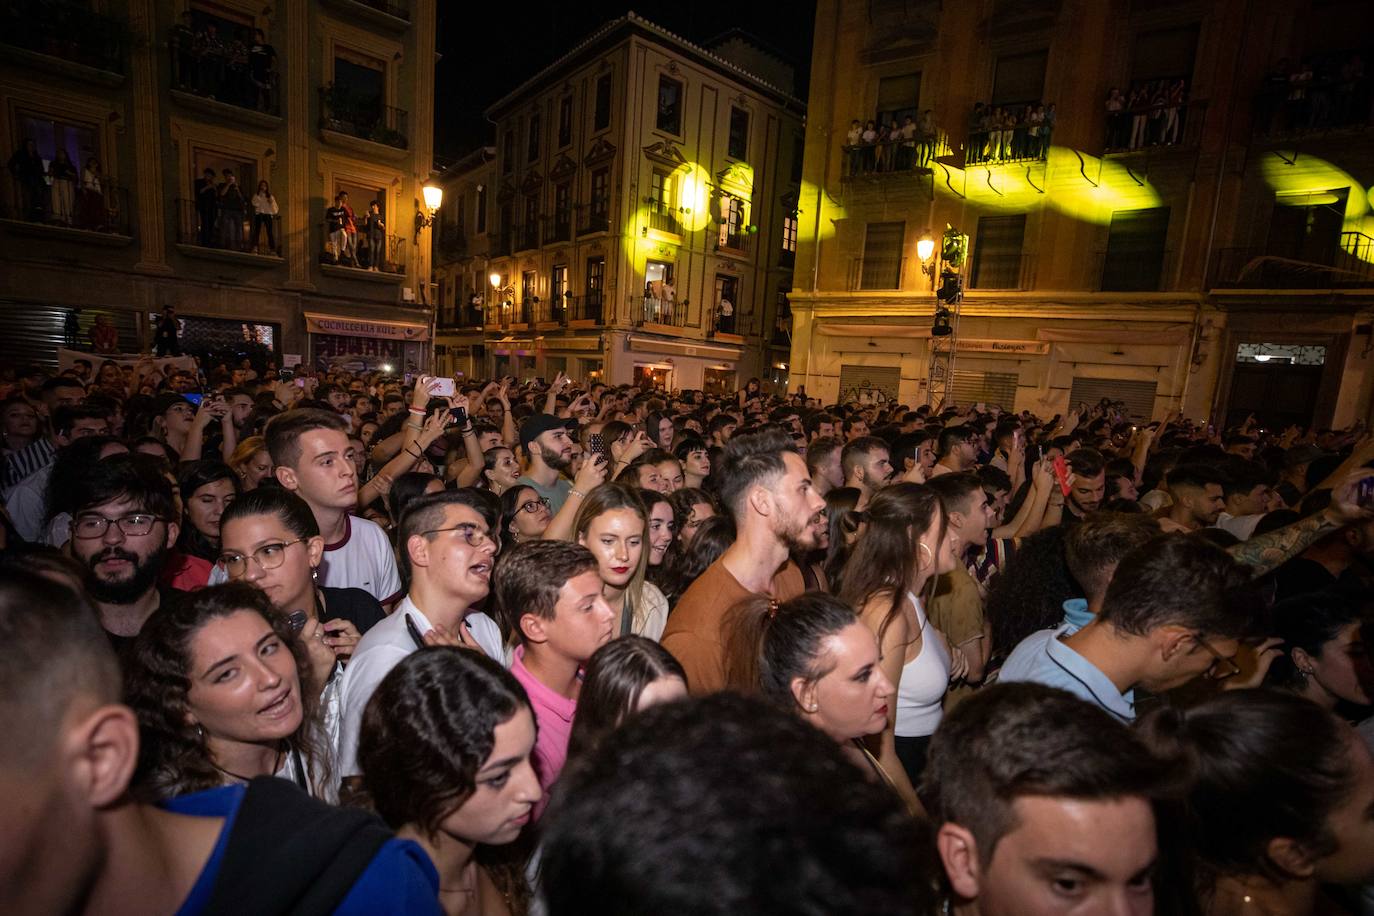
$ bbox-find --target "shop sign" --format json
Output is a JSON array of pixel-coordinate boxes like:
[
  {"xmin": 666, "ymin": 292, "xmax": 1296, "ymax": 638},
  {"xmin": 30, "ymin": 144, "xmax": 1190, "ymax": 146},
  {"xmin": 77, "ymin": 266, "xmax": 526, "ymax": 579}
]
[
  {"xmin": 955, "ymin": 338, "xmax": 1050, "ymax": 356},
  {"xmin": 305, "ymin": 314, "xmax": 429, "ymax": 341}
]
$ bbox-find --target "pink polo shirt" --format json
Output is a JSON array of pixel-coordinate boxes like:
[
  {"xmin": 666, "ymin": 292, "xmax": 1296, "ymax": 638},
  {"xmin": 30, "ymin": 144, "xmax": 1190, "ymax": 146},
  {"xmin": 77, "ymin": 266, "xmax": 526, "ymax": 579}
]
[{"xmin": 510, "ymin": 646, "xmax": 578, "ymax": 820}]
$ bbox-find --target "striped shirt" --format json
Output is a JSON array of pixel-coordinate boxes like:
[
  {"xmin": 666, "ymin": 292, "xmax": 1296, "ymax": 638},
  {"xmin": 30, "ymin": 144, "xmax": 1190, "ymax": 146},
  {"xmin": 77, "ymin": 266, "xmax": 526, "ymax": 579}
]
[{"xmin": 2, "ymin": 438, "xmax": 56, "ymax": 494}]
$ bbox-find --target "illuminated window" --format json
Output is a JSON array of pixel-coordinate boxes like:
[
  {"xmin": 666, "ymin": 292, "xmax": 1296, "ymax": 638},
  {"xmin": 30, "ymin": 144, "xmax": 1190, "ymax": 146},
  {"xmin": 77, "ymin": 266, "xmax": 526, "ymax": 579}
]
[
  {"xmin": 657, "ymin": 76, "xmax": 683, "ymax": 134},
  {"xmin": 782, "ymin": 215, "xmax": 798, "ymax": 253},
  {"xmin": 728, "ymin": 107, "xmax": 749, "ymax": 159}
]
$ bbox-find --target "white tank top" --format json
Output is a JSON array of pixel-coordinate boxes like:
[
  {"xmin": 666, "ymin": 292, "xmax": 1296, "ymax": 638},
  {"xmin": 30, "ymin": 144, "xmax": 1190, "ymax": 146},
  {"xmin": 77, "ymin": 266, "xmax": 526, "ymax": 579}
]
[{"xmin": 895, "ymin": 592, "xmax": 951, "ymax": 738}]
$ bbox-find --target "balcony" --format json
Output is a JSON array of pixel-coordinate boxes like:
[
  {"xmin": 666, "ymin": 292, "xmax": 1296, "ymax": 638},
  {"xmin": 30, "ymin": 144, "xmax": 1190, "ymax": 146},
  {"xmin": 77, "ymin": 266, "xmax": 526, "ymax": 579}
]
[
  {"xmin": 175, "ymin": 198, "xmax": 282, "ymax": 264},
  {"xmin": 0, "ymin": 0, "xmax": 129, "ymax": 81},
  {"xmin": 638, "ymin": 296, "xmax": 690, "ymax": 329},
  {"xmin": 1213, "ymin": 233, "xmax": 1374, "ymax": 289},
  {"xmin": 1252, "ymin": 67, "xmax": 1373, "ymax": 139},
  {"xmin": 514, "ymin": 222, "xmax": 539, "ymax": 252},
  {"xmin": 577, "ymin": 206, "xmax": 610, "ymax": 236},
  {"xmin": 965, "ymin": 112, "xmax": 1053, "ymax": 166},
  {"xmin": 1104, "ymin": 100, "xmax": 1206, "ymax": 155},
  {"xmin": 169, "ymin": 29, "xmax": 281, "ymax": 124},
  {"xmin": 567, "ymin": 294, "xmax": 604, "ymax": 323},
  {"xmin": 0, "ymin": 174, "xmax": 131, "ymax": 244},
  {"xmin": 490, "ymin": 227, "xmax": 512, "ymax": 258},
  {"xmin": 546, "ymin": 214, "xmax": 572, "ymax": 244},
  {"xmin": 644, "ymin": 199, "xmax": 683, "ymax": 235},
  {"xmin": 842, "ymin": 135, "xmax": 948, "ymax": 178},
  {"xmin": 319, "ymin": 221, "xmax": 406, "ymax": 280},
  {"xmin": 318, "ymin": 87, "xmax": 409, "ymax": 155},
  {"xmin": 485, "ymin": 303, "xmax": 509, "ymax": 330},
  {"xmin": 969, "ymin": 252, "xmax": 1035, "ymax": 291},
  {"xmin": 320, "ymin": 0, "xmax": 411, "ymax": 31},
  {"xmin": 716, "ymin": 229, "xmax": 753, "ymax": 256},
  {"xmin": 437, "ymin": 303, "xmax": 484, "ymax": 329},
  {"xmin": 847, "ymin": 256, "xmax": 908, "ymax": 291}
]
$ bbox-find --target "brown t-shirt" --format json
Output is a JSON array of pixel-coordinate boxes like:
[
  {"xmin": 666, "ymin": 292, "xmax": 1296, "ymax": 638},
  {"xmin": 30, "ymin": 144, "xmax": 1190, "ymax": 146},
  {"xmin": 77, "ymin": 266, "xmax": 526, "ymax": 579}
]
[
  {"xmin": 661, "ymin": 557, "xmax": 758, "ymax": 694},
  {"xmin": 772, "ymin": 559, "xmax": 828, "ymax": 601},
  {"xmin": 927, "ymin": 564, "xmax": 984, "ymax": 710}
]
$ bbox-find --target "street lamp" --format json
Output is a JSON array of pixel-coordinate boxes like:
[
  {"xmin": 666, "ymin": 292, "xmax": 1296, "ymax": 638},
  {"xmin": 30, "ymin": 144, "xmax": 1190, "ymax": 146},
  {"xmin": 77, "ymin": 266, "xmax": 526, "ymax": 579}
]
[
  {"xmin": 413, "ymin": 182, "xmax": 443, "ymax": 241},
  {"xmin": 916, "ymin": 233, "xmax": 936, "ymax": 266}
]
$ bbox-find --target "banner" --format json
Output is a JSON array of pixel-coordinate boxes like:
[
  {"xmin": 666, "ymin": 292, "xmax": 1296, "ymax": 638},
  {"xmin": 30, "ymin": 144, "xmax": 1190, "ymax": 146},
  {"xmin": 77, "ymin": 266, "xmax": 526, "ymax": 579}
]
[
  {"xmin": 305, "ymin": 313, "xmax": 430, "ymax": 341},
  {"xmin": 58, "ymin": 348, "xmax": 196, "ymax": 374},
  {"xmin": 955, "ymin": 338, "xmax": 1051, "ymax": 356}
]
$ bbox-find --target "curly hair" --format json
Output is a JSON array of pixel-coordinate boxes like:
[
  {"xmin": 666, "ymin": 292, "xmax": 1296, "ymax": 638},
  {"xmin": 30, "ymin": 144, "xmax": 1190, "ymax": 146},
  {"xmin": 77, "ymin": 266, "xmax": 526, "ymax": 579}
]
[
  {"xmin": 985, "ymin": 525, "xmax": 1079, "ymax": 663},
  {"xmin": 125, "ymin": 582, "xmax": 331, "ymax": 801}
]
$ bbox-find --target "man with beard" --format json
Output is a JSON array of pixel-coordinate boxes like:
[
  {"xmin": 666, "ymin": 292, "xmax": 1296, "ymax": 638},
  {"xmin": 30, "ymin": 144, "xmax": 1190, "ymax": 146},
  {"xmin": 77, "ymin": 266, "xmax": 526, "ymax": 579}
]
[
  {"xmin": 662, "ymin": 427, "xmax": 826, "ymax": 693},
  {"xmin": 517, "ymin": 413, "xmax": 579, "ymax": 515},
  {"xmin": 1158, "ymin": 463, "xmax": 1226, "ymax": 533},
  {"xmin": 67, "ymin": 454, "xmax": 182, "ymax": 658},
  {"xmin": 840, "ymin": 435, "xmax": 894, "ymax": 508}
]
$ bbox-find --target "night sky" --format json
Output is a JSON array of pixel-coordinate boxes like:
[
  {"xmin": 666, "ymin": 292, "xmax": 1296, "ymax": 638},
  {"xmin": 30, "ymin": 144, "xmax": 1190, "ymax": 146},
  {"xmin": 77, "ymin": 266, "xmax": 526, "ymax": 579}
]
[{"xmin": 433, "ymin": 2, "xmax": 818, "ymax": 161}]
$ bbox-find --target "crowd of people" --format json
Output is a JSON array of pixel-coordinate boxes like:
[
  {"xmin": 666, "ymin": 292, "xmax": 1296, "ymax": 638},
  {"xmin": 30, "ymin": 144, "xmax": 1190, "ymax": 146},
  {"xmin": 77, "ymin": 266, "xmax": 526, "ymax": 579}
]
[
  {"xmin": 2, "ymin": 356, "xmax": 1374, "ymax": 914},
  {"xmin": 844, "ymin": 112, "xmax": 942, "ymax": 174},
  {"xmin": 7, "ymin": 139, "xmax": 114, "ymax": 231},
  {"xmin": 1257, "ymin": 52, "xmax": 1371, "ymax": 135},
  {"xmin": 1104, "ymin": 80, "xmax": 1189, "ymax": 151},
  {"xmin": 169, "ymin": 14, "xmax": 279, "ymax": 115},
  {"xmin": 966, "ymin": 100, "xmax": 1056, "ymax": 164}
]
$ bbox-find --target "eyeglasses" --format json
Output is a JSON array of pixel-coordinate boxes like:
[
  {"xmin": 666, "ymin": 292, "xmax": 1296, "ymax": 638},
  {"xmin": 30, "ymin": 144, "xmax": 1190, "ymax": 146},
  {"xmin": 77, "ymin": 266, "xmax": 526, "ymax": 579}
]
[
  {"xmin": 1194, "ymin": 633, "xmax": 1241, "ymax": 681},
  {"xmin": 72, "ymin": 513, "xmax": 165, "ymax": 539},
  {"xmin": 422, "ymin": 522, "xmax": 499, "ymax": 549},
  {"xmin": 218, "ymin": 538, "xmax": 306, "ymax": 577},
  {"xmin": 517, "ymin": 496, "xmax": 550, "ymax": 514}
]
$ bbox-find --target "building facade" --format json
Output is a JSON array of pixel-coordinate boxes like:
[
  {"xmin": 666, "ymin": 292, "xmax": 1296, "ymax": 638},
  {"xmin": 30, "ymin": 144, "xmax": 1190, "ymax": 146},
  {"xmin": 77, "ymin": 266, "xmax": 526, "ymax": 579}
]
[
  {"xmin": 791, "ymin": 0, "xmax": 1374, "ymax": 428},
  {"xmin": 432, "ymin": 14, "xmax": 806, "ymax": 394},
  {"xmin": 0, "ymin": 0, "xmax": 438, "ymax": 372}
]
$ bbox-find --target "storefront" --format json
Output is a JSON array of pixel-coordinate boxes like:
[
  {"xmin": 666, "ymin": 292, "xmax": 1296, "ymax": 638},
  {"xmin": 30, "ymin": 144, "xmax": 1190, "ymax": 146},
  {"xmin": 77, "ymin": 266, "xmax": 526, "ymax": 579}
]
[{"xmin": 305, "ymin": 313, "xmax": 430, "ymax": 374}]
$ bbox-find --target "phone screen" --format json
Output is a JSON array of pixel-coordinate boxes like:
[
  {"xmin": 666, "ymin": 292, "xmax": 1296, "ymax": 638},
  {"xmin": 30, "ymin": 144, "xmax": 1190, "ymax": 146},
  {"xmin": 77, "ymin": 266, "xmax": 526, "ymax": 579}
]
[{"xmin": 184, "ymin": 393, "xmax": 203, "ymax": 407}]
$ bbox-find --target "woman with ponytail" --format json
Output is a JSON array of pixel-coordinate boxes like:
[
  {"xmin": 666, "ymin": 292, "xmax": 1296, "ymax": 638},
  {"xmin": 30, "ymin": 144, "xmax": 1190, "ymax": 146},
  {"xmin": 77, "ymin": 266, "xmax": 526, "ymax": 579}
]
[
  {"xmin": 722, "ymin": 592, "xmax": 901, "ymax": 799},
  {"xmin": 1137, "ymin": 690, "xmax": 1374, "ymax": 915},
  {"xmin": 837, "ymin": 483, "xmax": 967, "ymax": 806}
]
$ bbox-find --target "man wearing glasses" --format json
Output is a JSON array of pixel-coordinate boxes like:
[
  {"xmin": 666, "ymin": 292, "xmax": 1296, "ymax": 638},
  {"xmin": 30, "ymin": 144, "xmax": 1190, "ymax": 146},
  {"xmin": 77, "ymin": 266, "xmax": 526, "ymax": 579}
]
[
  {"xmin": 998, "ymin": 535, "xmax": 1254, "ymax": 722},
  {"xmin": 335, "ymin": 490, "xmax": 502, "ymax": 785},
  {"xmin": 66, "ymin": 454, "xmax": 182, "ymax": 658}
]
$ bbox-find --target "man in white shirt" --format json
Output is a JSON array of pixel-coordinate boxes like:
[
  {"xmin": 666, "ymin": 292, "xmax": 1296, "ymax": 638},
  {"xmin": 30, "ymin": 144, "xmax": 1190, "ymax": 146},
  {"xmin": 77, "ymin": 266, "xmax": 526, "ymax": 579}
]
[
  {"xmin": 265, "ymin": 409, "xmax": 402, "ymax": 605},
  {"xmin": 6, "ymin": 406, "xmax": 111, "ymax": 541},
  {"xmin": 335, "ymin": 490, "xmax": 500, "ymax": 781}
]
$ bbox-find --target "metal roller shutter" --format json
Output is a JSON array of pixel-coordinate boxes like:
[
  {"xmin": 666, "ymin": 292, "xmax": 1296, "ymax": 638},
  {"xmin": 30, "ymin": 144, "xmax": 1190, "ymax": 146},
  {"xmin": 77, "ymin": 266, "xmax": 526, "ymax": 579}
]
[
  {"xmin": 1068, "ymin": 377, "xmax": 1158, "ymax": 420},
  {"xmin": 0, "ymin": 301, "xmax": 140, "ymax": 370},
  {"xmin": 838, "ymin": 364, "xmax": 901, "ymax": 405},
  {"xmin": 952, "ymin": 369, "xmax": 1018, "ymax": 410}
]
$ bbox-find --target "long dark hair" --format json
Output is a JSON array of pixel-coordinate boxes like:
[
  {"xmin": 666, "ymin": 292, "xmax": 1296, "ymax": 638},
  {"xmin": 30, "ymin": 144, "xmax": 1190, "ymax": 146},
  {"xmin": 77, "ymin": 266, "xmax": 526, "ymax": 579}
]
[
  {"xmin": 1264, "ymin": 591, "xmax": 1367, "ymax": 692},
  {"xmin": 722, "ymin": 592, "xmax": 858, "ymax": 708},
  {"xmin": 659, "ymin": 513, "xmax": 736, "ymax": 607},
  {"xmin": 1137, "ymin": 690, "xmax": 1358, "ymax": 888},
  {"xmin": 176, "ymin": 460, "xmax": 241, "ymax": 560},
  {"xmin": 836, "ymin": 482, "xmax": 944, "ymax": 645},
  {"xmin": 125, "ymin": 582, "xmax": 329, "ymax": 800},
  {"xmin": 985, "ymin": 525, "xmax": 1077, "ymax": 663},
  {"xmin": 388, "ymin": 471, "xmax": 441, "ymax": 527},
  {"xmin": 357, "ymin": 646, "xmax": 533, "ymax": 909},
  {"xmin": 821, "ymin": 486, "xmax": 862, "ymax": 586},
  {"xmin": 567, "ymin": 636, "xmax": 686, "ymax": 760},
  {"xmin": 499, "ymin": 484, "xmax": 539, "ymax": 542}
]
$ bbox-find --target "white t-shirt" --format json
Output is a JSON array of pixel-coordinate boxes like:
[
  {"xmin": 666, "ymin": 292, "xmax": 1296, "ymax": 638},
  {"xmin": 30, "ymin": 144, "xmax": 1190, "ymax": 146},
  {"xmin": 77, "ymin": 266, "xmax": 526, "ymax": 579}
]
[
  {"xmin": 319, "ymin": 515, "xmax": 403, "ymax": 604},
  {"xmin": 335, "ymin": 595, "xmax": 503, "ymax": 777}
]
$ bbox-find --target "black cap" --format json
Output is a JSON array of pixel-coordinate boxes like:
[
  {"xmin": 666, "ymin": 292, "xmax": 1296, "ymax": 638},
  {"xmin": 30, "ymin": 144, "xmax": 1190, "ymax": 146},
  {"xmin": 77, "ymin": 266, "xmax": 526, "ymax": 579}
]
[{"xmin": 520, "ymin": 413, "xmax": 577, "ymax": 451}]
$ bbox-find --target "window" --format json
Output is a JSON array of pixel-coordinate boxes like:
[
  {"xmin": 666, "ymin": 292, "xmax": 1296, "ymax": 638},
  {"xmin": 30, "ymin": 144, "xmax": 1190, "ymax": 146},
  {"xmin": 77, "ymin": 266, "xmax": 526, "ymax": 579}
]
[
  {"xmin": 728, "ymin": 107, "xmax": 750, "ymax": 159},
  {"xmin": 859, "ymin": 221, "xmax": 906, "ymax": 290},
  {"xmin": 552, "ymin": 263, "xmax": 568, "ymax": 307},
  {"xmin": 1268, "ymin": 189, "xmax": 1347, "ymax": 264},
  {"xmin": 1101, "ymin": 207, "xmax": 1170, "ymax": 291},
  {"xmin": 527, "ymin": 112, "xmax": 541, "ymax": 163},
  {"xmin": 521, "ymin": 195, "xmax": 539, "ymax": 249},
  {"xmin": 713, "ymin": 274, "xmax": 740, "ymax": 334},
  {"xmin": 502, "ymin": 129, "xmax": 515, "ymax": 173},
  {"xmin": 521, "ymin": 270, "xmax": 537, "ymax": 323},
  {"xmin": 590, "ymin": 167, "xmax": 609, "ymax": 218},
  {"xmin": 553, "ymin": 182, "xmax": 571, "ymax": 239},
  {"xmin": 558, "ymin": 96, "xmax": 573, "ymax": 147},
  {"xmin": 970, "ymin": 215, "xmax": 1027, "ymax": 289},
  {"xmin": 1131, "ymin": 26, "xmax": 1199, "ymax": 84},
  {"xmin": 718, "ymin": 195, "xmax": 746, "ymax": 249},
  {"xmin": 656, "ymin": 76, "xmax": 683, "ymax": 134},
  {"xmin": 594, "ymin": 74, "xmax": 612, "ymax": 131},
  {"xmin": 782, "ymin": 215, "xmax": 798, "ymax": 253},
  {"xmin": 992, "ymin": 51, "xmax": 1048, "ymax": 107},
  {"xmin": 186, "ymin": 147, "xmax": 259, "ymax": 250},
  {"xmin": 585, "ymin": 256, "xmax": 605, "ymax": 320},
  {"xmin": 475, "ymin": 183, "xmax": 487, "ymax": 233},
  {"xmin": 649, "ymin": 169, "xmax": 673, "ymax": 211},
  {"xmin": 331, "ymin": 50, "xmax": 386, "ymax": 125},
  {"xmin": 876, "ymin": 72, "xmax": 921, "ymax": 127},
  {"xmin": 16, "ymin": 112, "xmax": 98, "ymax": 180}
]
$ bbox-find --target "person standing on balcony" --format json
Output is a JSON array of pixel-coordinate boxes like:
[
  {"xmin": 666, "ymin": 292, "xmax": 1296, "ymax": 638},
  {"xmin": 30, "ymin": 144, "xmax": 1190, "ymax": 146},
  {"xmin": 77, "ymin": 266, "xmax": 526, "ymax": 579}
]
[
  {"xmin": 78, "ymin": 158, "xmax": 105, "ymax": 231},
  {"xmin": 717, "ymin": 296, "xmax": 735, "ymax": 335},
  {"xmin": 917, "ymin": 110, "xmax": 937, "ymax": 166},
  {"xmin": 194, "ymin": 167, "xmax": 217, "ymax": 247},
  {"xmin": 364, "ymin": 200, "xmax": 386, "ymax": 271},
  {"xmin": 325, "ymin": 193, "xmax": 347, "ymax": 264},
  {"xmin": 47, "ymin": 148, "xmax": 77, "ymax": 226},
  {"xmin": 662, "ymin": 279, "xmax": 676, "ymax": 325},
  {"xmin": 845, "ymin": 119, "xmax": 861, "ymax": 175},
  {"xmin": 8, "ymin": 139, "xmax": 47, "ymax": 223},
  {"xmin": 249, "ymin": 30, "xmax": 277, "ymax": 113},
  {"xmin": 251, "ymin": 180, "xmax": 278, "ymax": 255},
  {"xmin": 216, "ymin": 169, "xmax": 246, "ymax": 250},
  {"xmin": 341, "ymin": 191, "xmax": 360, "ymax": 267}
]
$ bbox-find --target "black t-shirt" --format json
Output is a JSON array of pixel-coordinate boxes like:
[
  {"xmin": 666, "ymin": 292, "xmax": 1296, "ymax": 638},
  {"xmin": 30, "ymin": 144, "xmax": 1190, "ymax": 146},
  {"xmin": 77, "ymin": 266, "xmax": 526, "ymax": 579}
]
[
  {"xmin": 104, "ymin": 585, "xmax": 184, "ymax": 664},
  {"xmin": 317, "ymin": 586, "xmax": 386, "ymax": 634}
]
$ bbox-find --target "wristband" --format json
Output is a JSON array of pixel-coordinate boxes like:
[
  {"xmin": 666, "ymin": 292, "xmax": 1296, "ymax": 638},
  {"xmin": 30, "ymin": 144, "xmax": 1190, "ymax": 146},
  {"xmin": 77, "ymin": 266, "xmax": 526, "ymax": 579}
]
[
  {"xmin": 408, "ymin": 406, "xmax": 425, "ymax": 415},
  {"xmin": 569, "ymin": 488, "xmax": 586, "ymax": 500}
]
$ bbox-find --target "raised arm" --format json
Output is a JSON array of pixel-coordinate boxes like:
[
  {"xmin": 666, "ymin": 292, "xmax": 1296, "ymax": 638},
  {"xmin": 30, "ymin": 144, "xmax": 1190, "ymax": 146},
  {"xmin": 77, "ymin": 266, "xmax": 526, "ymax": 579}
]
[
  {"xmin": 1227, "ymin": 471, "xmax": 1374, "ymax": 577},
  {"xmin": 543, "ymin": 450, "xmax": 608, "ymax": 542}
]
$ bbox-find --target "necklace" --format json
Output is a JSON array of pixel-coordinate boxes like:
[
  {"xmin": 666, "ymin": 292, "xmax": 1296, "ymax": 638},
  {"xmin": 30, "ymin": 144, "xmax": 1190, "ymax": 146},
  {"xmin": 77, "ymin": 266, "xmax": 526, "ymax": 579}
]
[{"xmin": 212, "ymin": 745, "xmax": 284, "ymax": 784}]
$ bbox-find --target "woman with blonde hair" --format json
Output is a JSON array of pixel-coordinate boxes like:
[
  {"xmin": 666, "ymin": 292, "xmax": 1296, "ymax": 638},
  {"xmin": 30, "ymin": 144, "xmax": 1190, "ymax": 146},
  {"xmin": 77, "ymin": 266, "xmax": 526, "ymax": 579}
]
[
  {"xmin": 573, "ymin": 482, "xmax": 668, "ymax": 640},
  {"xmin": 228, "ymin": 434, "xmax": 273, "ymax": 490}
]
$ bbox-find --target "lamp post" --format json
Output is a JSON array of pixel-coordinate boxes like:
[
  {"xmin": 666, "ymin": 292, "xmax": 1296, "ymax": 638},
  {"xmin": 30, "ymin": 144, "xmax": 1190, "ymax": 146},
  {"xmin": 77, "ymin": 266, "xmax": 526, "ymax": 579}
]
[
  {"xmin": 916, "ymin": 232, "xmax": 936, "ymax": 291},
  {"xmin": 489, "ymin": 271, "xmax": 514, "ymax": 329},
  {"xmin": 414, "ymin": 182, "xmax": 443, "ymax": 241}
]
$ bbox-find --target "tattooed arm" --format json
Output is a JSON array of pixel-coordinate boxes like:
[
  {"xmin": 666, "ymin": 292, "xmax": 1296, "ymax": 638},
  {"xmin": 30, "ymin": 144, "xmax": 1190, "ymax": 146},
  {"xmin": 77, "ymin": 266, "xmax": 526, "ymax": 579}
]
[{"xmin": 1228, "ymin": 470, "xmax": 1374, "ymax": 577}]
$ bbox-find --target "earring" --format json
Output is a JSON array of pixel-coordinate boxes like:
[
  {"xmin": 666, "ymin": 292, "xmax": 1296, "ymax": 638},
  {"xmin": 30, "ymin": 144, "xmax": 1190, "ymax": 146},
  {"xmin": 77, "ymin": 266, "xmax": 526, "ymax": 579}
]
[
  {"xmin": 311, "ymin": 567, "xmax": 319, "ymax": 582},
  {"xmin": 807, "ymin": 704, "xmax": 818, "ymax": 712},
  {"xmin": 918, "ymin": 542, "xmax": 934, "ymax": 568}
]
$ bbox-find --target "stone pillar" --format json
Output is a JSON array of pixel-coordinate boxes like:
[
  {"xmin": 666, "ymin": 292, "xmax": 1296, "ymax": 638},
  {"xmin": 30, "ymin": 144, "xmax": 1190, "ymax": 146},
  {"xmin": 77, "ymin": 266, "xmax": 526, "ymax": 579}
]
[{"xmin": 128, "ymin": 0, "xmax": 171, "ymax": 274}]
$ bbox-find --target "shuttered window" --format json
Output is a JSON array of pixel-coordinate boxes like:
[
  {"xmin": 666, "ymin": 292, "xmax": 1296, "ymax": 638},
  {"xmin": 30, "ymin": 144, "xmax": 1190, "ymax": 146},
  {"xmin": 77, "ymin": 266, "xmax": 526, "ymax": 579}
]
[
  {"xmin": 970, "ymin": 215, "xmax": 1027, "ymax": 289},
  {"xmin": 952, "ymin": 370, "xmax": 1019, "ymax": 409},
  {"xmin": 860, "ymin": 221, "xmax": 906, "ymax": 290},
  {"xmin": 0, "ymin": 302, "xmax": 139, "ymax": 370},
  {"xmin": 1069, "ymin": 377, "xmax": 1158, "ymax": 420}
]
